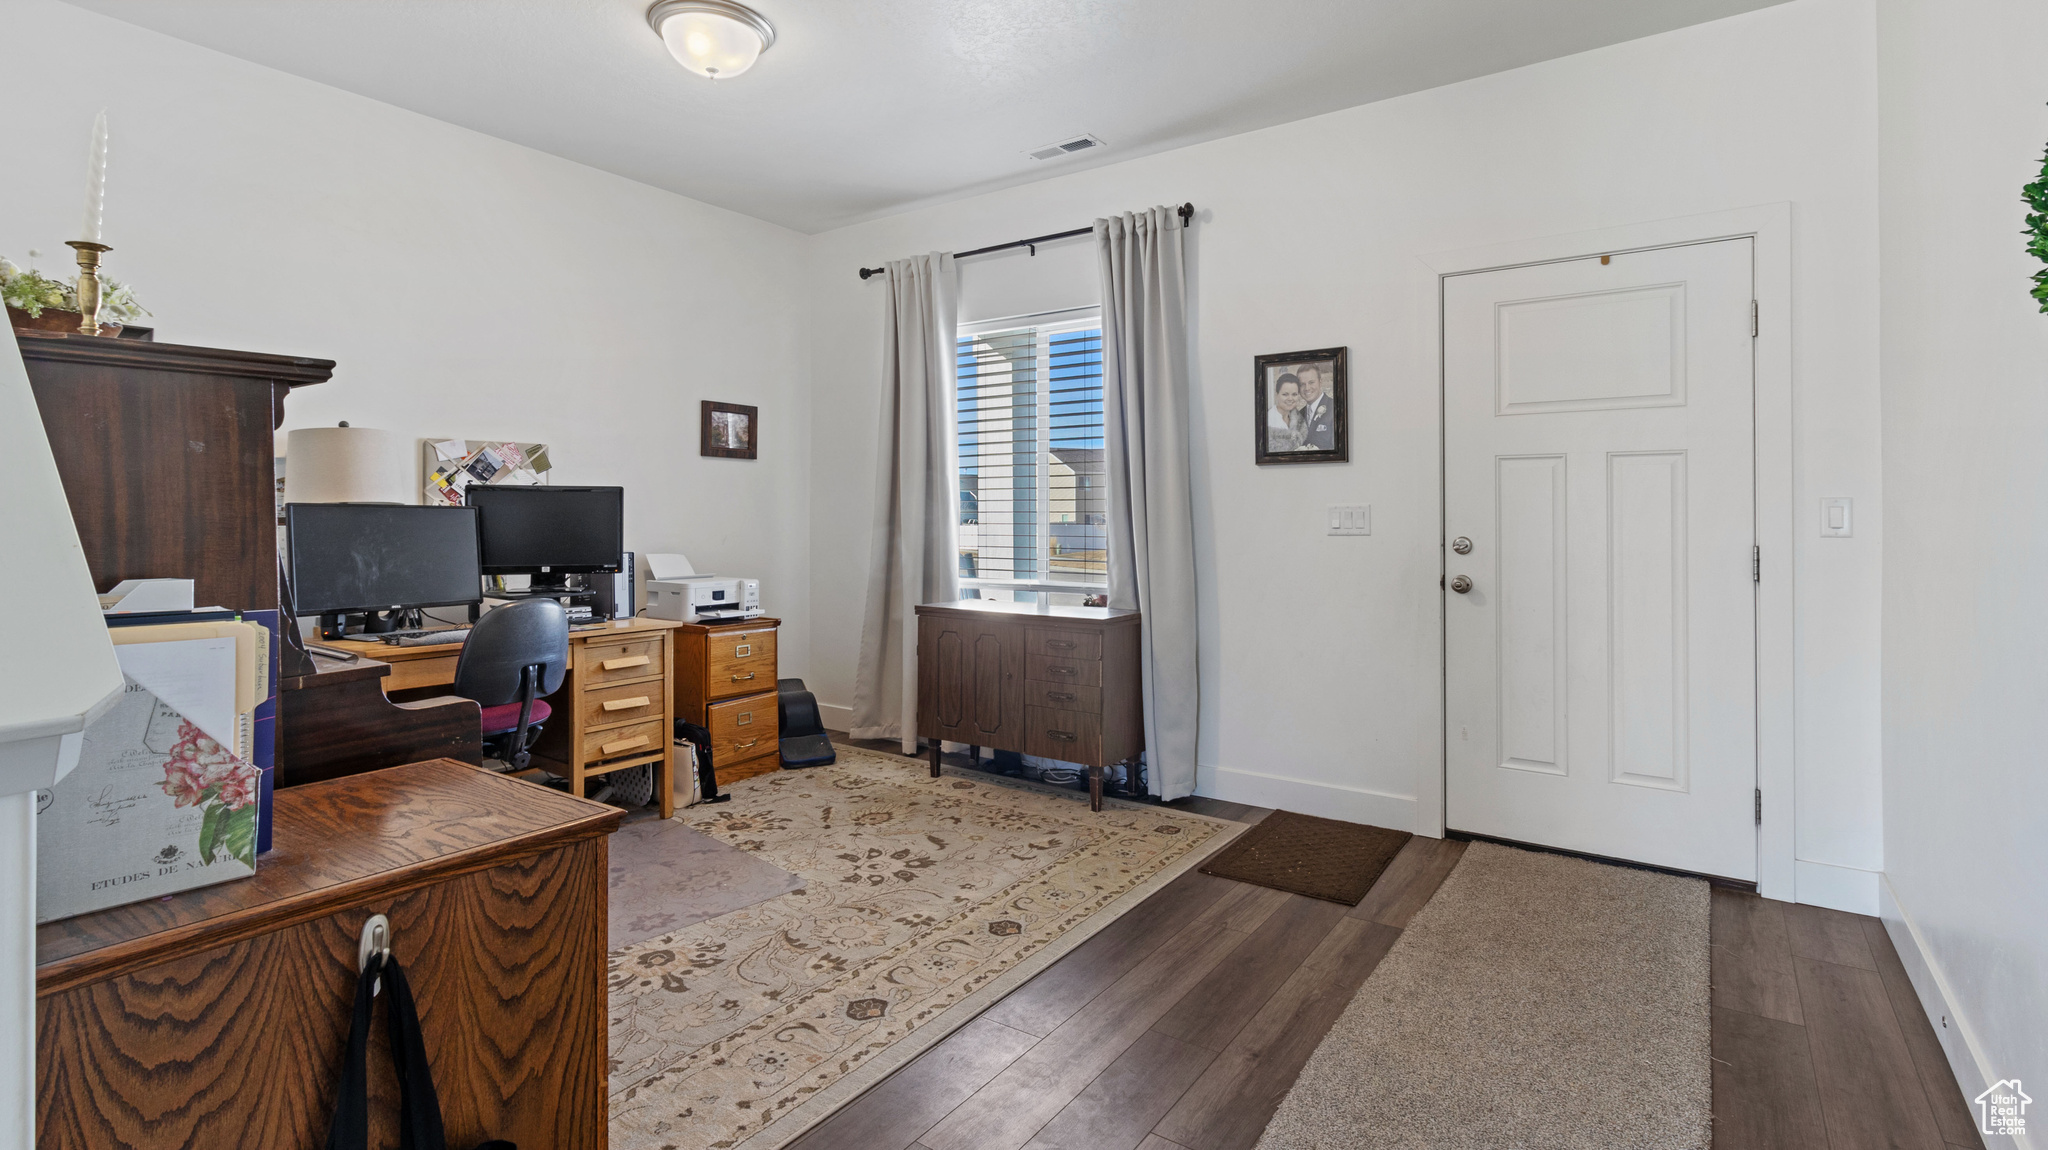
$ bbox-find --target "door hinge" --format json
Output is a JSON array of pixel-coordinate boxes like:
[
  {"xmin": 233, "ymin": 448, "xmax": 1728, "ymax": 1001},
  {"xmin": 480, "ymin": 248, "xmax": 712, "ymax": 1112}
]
[
  {"xmin": 1752, "ymin": 545, "xmax": 1761, "ymax": 583},
  {"xmin": 1751, "ymin": 300, "xmax": 1759, "ymax": 338},
  {"xmin": 1755, "ymin": 788, "xmax": 1763, "ymax": 825}
]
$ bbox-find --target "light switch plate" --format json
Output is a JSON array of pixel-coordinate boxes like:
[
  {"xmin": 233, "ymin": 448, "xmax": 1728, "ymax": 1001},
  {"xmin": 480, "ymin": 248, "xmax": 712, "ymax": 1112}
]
[
  {"xmin": 1328, "ymin": 505, "xmax": 1371, "ymax": 536},
  {"xmin": 1820, "ymin": 497, "xmax": 1852, "ymax": 537}
]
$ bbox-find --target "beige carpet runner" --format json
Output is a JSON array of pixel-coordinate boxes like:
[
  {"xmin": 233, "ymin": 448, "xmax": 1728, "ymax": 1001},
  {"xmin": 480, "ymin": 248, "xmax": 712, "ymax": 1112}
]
[{"xmin": 1257, "ymin": 840, "xmax": 1711, "ymax": 1150}]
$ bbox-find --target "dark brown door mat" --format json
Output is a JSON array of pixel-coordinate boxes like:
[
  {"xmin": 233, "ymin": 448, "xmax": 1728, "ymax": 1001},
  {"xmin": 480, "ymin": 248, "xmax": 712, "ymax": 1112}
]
[{"xmin": 1198, "ymin": 809, "xmax": 1412, "ymax": 904}]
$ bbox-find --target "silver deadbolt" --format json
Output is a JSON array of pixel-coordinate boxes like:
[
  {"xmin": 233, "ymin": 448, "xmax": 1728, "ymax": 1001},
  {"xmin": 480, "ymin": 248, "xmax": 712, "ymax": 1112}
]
[
  {"xmin": 1451, "ymin": 536, "xmax": 1473, "ymax": 555},
  {"xmin": 1450, "ymin": 575, "xmax": 1473, "ymax": 594}
]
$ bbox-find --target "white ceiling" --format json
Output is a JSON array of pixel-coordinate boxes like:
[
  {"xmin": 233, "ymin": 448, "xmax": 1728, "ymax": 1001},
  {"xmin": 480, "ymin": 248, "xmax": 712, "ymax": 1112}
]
[{"xmin": 68, "ymin": 0, "xmax": 1787, "ymax": 234}]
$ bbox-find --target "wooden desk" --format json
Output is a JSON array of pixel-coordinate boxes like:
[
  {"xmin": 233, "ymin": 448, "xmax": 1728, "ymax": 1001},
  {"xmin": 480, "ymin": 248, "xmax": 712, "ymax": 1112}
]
[
  {"xmin": 322, "ymin": 617, "xmax": 685, "ymax": 817},
  {"xmin": 36, "ymin": 759, "xmax": 621, "ymax": 1150},
  {"xmin": 916, "ymin": 601, "xmax": 1143, "ymax": 811},
  {"xmin": 277, "ymin": 651, "xmax": 481, "ymax": 787}
]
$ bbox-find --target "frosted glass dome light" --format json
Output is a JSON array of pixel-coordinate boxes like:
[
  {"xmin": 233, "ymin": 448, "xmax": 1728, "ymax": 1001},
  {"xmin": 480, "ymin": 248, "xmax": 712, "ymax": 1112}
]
[{"xmin": 647, "ymin": 0, "xmax": 776, "ymax": 79}]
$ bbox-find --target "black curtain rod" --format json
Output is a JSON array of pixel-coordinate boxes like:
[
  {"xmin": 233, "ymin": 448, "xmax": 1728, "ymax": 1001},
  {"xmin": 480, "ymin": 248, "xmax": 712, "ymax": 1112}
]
[{"xmin": 859, "ymin": 202, "xmax": 1194, "ymax": 280}]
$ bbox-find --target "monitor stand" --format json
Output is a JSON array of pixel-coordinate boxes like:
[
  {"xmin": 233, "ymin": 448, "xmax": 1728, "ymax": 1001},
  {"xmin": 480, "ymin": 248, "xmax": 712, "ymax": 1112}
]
[{"xmin": 318, "ymin": 609, "xmax": 403, "ymax": 641}]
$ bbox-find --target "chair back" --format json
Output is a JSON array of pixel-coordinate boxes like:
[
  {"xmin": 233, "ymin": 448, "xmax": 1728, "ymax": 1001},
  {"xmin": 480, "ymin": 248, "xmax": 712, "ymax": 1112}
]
[{"xmin": 452, "ymin": 599, "xmax": 569, "ymax": 707}]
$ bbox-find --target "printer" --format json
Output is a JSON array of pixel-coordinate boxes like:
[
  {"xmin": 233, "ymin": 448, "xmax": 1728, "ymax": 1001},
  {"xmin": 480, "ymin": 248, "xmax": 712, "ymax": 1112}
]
[{"xmin": 645, "ymin": 553, "xmax": 762, "ymax": 622}]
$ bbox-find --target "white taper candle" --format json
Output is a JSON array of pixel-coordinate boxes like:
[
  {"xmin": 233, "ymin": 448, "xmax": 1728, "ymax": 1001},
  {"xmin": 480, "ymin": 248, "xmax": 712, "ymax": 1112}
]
[{"xmin": 80, "ymin": 111, "xmax": 108, "ymax": 244}]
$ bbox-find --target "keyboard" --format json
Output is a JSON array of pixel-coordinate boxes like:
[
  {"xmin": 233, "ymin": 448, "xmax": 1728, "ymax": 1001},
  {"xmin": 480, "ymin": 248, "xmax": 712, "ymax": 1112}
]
[{"xmin": 384, "ymin": 628, "xmax": 471, "ymax": 648}]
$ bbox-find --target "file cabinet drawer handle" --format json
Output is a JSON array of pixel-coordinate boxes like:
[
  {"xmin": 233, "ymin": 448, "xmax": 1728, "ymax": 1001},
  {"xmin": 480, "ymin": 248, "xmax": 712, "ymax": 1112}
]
[
  {"xmin": 602, "ymin": 696, "xmax": 651, "ymax": 712},
  {"xmin": 734, "ymin": 738, "xmax": 760, "ymax": 751},
  {"xmin": 1045, "ymin": 729, "xmax": 1078, "ymax": 742},
  {"xmin": 601, "ymin": 735, "xmax": 651, "ymax": 755},
  {"xmin": 601, "ymin": 655, "xmax": 650, "ymax": 671},
  {"xmin": 732, "ymin": 671, "xmax": 756, "ymax": 682},
  {"xmin": 1047, "ymin": 691, "xmax": 1076, "ymax": 703}
]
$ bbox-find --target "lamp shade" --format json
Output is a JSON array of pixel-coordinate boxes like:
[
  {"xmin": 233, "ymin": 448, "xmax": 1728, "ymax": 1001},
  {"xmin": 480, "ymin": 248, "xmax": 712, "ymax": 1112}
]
[{"xmin": 284, "ymin": 426, "xmax": 414, "ymax": 505}]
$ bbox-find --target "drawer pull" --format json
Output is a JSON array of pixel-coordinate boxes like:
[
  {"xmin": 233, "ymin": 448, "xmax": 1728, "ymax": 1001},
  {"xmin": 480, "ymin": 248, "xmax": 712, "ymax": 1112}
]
[
  {"xmin": 602, "ymin": 695, "xmax": 651, "ymax": 712},
  {"xmin": 1045, "ymin": 729, "xmax": 1078, "ymax": 742},
  {"xmin": 601, "ymin": 654, "xmax": 651, "ymax": 671},
  {"xmin": 734, "ymin": 738, "xmax": 760, "ymax": 750},
  {"xmin": 735, "ymin": 643, "xmax": 752, "ymax": 657},
  {"xmin": 601, "ymin": 735, "xmax": 651, "ymax": 755},
  {"xmin": 1049, "ymin": 665, "xmax": 1077, "ymax": 677},
  {"xmin": 1047, "ymin": 691, "xmax": 1076, "ymax": 703},
  {"xmin": 1046, "ymin": 639, "xmax": 1077, "ymax": 650},
  {"xmin": 737, "ymin": 712, "xmax": 752, "ymax": 726},
  {"xmin": 732, "ymin": 671, "xmax": 756, "ymax": 682}
]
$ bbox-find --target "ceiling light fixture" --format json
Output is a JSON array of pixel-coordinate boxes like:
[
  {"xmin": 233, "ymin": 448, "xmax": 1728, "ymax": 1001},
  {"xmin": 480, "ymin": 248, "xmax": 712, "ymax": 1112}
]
[{"xmin": 647, "ymin": 0, "xmax": 776, "ymax": 80}]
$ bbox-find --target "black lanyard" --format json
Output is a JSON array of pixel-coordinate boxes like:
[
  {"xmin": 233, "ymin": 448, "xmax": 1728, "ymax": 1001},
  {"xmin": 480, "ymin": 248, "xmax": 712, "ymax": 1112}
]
[{"xmin": 325, "ymin": 950, "xmax": 515, "ymax": 1150}]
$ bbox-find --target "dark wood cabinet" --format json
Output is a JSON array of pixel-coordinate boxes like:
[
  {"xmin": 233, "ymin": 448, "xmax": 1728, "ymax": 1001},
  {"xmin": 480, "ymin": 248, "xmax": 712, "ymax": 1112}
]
[
  {"xmin": 17, "ymin": 331, "xmax": 333, "ymax": 610},
  {"xmin": 915, "ymin": 600, "xmax": 1143, "ymax": 810},
  {"xmin": 36, "ymin": 759, "xmax": 619, "ymax": 1150}
]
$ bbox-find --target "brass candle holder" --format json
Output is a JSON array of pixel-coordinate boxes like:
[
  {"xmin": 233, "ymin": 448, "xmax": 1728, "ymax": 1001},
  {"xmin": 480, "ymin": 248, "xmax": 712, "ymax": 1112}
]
[{"xmin": 65, "ymin": 239, "xmax": 113, "ymax": 336}]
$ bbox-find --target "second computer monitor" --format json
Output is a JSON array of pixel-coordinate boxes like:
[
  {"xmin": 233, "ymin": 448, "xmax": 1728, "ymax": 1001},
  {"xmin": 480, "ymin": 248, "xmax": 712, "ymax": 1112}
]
[{"xmin": 468, "ymin": 485, "xmax": 624, "ymax": 587}]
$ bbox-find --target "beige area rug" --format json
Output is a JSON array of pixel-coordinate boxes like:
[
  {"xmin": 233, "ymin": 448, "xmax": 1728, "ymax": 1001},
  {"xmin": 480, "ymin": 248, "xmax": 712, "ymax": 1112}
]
[
  {"xmin": 1256, "ymin": 841, "xmax": 1711, "ymax": 1150},
  {"xmin": 607, "ymin": 747, "xmax": 1240, "ymax": 1150}
]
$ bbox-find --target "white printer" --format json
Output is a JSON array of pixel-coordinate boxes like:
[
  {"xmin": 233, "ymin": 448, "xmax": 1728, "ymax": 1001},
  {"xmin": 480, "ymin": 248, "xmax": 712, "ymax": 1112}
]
[{"xmin": 645, "ymin": 553, "xmax": 762, "ymax": 621}]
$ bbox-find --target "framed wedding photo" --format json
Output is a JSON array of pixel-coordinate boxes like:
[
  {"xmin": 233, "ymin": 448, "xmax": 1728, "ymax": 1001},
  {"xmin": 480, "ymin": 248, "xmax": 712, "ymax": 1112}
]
[
  {"xmin": 1253, "ymin": 346, "xmax": 1348, "ymax": 465},
  {"xmin": 701, "ymin": 400, "xmax": 759, "ymax": 460}
]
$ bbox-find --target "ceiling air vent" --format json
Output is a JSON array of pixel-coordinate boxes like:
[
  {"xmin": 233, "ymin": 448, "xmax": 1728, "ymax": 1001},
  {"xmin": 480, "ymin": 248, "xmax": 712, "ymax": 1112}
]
[{"xmin": 1027, "ymin": 134, "xmax": 1107, "ymax": 161}]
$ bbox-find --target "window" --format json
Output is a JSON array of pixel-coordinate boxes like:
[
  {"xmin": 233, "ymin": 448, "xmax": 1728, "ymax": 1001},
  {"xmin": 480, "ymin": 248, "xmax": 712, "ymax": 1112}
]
[{"xmin": 955, "ymin": 309, "xmax": 1106, "ymax": 606}]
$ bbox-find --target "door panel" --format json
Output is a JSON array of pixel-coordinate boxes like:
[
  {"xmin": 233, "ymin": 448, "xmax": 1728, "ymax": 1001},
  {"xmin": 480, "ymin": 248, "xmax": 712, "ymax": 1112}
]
[
  {"xmin": 918, "ymin": 617, "xmax": 1024, "ymax": 744},
  {"xmin": 1445, "ymin": 239, "xmax": 1756, "ymax": 881}
]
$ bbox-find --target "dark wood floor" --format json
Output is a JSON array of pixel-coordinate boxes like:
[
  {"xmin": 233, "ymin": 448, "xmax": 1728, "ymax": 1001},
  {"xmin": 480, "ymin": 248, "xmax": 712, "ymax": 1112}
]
[{"xmin": 802, "ymin": 739, "xmax": 1982, "ymax": 1150}]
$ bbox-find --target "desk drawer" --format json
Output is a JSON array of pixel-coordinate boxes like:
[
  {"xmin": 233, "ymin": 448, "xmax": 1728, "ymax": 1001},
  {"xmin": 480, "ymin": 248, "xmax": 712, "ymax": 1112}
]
[
  {"xmin": 707, "ymin": 627, "xmax": 778, "ymax": 700},
  {"xmin": 1025, "ymin": 705, "xmax": 1102, "ymax": 763},
  {"xmin": 1024, "ymin": 681, "xmax": 1102, "ymax": 714},
  {"xmin": 583, "ymin": 718, "xmax": 665, "ymax": 764},
  {"xmin": 1027, "ymin": 653, "xmax": 1101, "ymax": 688},
  {"xmin": 1027, "ymin": 628, "xmax": 1102, "ymax": 661},
  {"xmin": 581, "ymin": 681, "xmax": 662, "ymax": 731},
  {"xmin": 707, "ymin": 691, "xmax": 777, "ymax": 764},
  {"xmin": 580, "ymin": 637, "xmax": 664, "ymax": 686}
]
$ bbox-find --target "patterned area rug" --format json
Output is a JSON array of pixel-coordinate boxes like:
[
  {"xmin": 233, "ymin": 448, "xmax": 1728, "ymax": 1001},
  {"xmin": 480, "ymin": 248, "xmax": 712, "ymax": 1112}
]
[{"xmin": 607, "ymin": 746, "xmax": 1239, "ymax": 1150}]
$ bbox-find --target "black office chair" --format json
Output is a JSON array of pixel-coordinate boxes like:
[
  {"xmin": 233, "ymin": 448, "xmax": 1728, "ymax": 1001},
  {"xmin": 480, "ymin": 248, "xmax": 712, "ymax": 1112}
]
[{"xmin": 452, "ymin": 599, "xmax": 569, "ymax": 771}]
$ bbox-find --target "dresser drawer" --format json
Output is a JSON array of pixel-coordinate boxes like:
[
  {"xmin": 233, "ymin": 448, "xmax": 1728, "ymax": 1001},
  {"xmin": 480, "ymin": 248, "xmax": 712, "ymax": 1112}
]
[
  {"xmin": 706, "ymin": 627, "xmax": 778, "ymax": 700},
  {"xmin": 1024, "ymin": 681, "xmax": 1101, "ymax": 714},
  {"xmin": 582, "ymin": 718, "xmax": 665, "ymax": 764},
  {"xmin": 579, "ymin": 636, "xmax": 665, "ymax": 686},
  {"xmin": 1025, "ymin": 705, "xmax": 1102, "ymax": 763},
  {"xmin": 1026, "ymin": 628, "xmax": 1102, "ymax": 661},
  {"xmin": 707, "ymin": 691, "xmax": 777, "ymax": 764},
  {"xmin": 580, "ymin": 681, "xmax": 662, "ymax": 731},
  {"xmin": 1027, "ymin": 653, "xmax": 1101, "ymax": 688}
]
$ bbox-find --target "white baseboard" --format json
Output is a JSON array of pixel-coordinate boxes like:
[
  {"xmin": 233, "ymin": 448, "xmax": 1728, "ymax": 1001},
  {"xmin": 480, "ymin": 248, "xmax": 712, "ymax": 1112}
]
[
  {"xmin": 818, "ymin": 703, "xmax": 854, "ymax": 735},
  {"xmin": 1793, "ymin": 858, "xmax": 1880, "ymax": 914},
  {"xmin": 1879, "ymin": 876, "xmax": 2026, "ymax": 1150},
  {"xmin": 1199, "ymin": 764, "xmax": 1418, "ymax": 831}
]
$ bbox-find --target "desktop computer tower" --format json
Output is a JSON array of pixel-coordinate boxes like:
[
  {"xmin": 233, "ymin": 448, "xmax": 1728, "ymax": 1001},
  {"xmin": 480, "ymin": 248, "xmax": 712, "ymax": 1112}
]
[{"xmin": 592, "ymin": 551, "xmax": 635, "ymax": 620}]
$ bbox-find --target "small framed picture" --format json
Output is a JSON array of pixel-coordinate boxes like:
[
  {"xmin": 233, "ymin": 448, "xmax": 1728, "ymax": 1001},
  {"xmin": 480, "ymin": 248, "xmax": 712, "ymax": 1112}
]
[
  {"xmin": 701, "ymin": 401, "xmax": 759, "ymax": 460},
  {"xmin": 1253, "ymin": 347, "xmax": 1348, "ymax": 465}
]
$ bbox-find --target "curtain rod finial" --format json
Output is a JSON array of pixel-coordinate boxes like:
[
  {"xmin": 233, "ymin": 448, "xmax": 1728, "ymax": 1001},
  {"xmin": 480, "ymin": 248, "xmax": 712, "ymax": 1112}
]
[{"xmin": 859, "ymin": 266, "xmax": 886, "ymax": 280}]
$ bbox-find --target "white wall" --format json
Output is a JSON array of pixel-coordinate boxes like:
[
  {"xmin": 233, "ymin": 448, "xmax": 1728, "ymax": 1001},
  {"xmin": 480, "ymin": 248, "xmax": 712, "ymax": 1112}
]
[
  {"xmin": 2, "ymin": 0, "xmax": 813, "ymax": 677},
  {"xmin": 807, "ymin": 0, "xmax": 1884, "ymax": 907},
  {"xmin": 1877, "ymin": 0, "xmax": 2048, "ymax": 1111}
]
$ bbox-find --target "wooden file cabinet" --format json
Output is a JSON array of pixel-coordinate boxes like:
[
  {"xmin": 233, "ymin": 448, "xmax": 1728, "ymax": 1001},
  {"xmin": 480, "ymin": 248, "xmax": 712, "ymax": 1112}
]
[
  {"xmin": 915, "ymin": 601, "xmax": 1143, "ymax": 810},
  {"xmin": 674, "ymin": 617, "xmax": 782, "ymax": 786}
]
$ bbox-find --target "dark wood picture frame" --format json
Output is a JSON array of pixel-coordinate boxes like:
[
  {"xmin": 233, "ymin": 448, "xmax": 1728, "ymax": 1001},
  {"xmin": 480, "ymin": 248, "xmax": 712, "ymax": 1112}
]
[
  {"xmin": 1253, "ymin": 346, "xmax": 1348, "ymax": 465},
  {"xmin": 700, "ymin": 400, "xmax": 759, "ymax": 460}
]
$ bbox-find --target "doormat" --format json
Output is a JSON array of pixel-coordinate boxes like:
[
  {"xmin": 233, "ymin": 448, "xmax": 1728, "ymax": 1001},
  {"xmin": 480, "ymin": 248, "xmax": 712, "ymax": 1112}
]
[
  {"xmin": 1198, "ymin": 809, "xmax": 1411, "ymax": 905},
  {"xmin": 1256, "ymin": 841, "xmax": 1710, "ymax": 1149}
]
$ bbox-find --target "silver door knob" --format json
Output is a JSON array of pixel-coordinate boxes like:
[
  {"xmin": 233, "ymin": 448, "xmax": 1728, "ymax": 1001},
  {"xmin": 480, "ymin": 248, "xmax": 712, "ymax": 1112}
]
[
  {"xmin": 1450, "ymin": 575, "xmax": 1473, "ymax": 594},
  {"xmin": 1451, "ymin": 536, "xmax": 1473, "ymax": 555}
]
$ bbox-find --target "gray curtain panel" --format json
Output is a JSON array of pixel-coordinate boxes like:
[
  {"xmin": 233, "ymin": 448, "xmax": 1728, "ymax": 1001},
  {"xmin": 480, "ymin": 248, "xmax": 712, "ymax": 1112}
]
[
  {"xmin": 850, "ymin": 252, "xmax": 961, "ymax": 752},
  {"xmin": 1095, "ymin": 208, "xmax": 1199, "ymax": 800}
]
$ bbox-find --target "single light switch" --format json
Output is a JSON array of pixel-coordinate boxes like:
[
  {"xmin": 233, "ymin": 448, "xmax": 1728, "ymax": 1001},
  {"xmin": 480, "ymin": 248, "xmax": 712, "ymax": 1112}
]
[
  {"xmin": 1820, "ymin": 497, "xmax": 1852, "ymax": 537},
  {"xmin": 1328, "ymin": 505, "xmax": 1371, "ymax": 536}
]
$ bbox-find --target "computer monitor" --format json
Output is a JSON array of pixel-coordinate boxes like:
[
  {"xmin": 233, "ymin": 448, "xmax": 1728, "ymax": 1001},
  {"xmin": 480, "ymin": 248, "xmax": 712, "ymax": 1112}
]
[
  {"xmin": 285, "ymin": 503, "xmax": 482, "ymax": 630},
  {"xmin": 467, "ymin": 485, "xmax": 624, "ymax": 592}
]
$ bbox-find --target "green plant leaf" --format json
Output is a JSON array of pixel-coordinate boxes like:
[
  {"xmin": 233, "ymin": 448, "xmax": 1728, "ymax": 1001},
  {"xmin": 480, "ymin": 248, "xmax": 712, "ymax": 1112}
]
[
  {"xmin": 197, "ymin": 803, "xmax": 224, "ymax": 865},
  {"xmin": 218, "ymin": 805, "xmax": 258, "ymax": 869},
  {"xmin": 2028, "ymin": 144, "xmax": 2048, "ymax": 313}
]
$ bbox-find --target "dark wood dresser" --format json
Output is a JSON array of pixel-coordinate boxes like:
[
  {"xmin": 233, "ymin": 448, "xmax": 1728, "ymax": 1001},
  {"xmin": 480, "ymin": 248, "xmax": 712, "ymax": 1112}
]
[
  {"xmin": 915, "ymin": 600, "xmax": 1143, "ymax": 810},
  {"xmin": 36, "ymin": 760, "xmax": 620, "ymax": 1149}
]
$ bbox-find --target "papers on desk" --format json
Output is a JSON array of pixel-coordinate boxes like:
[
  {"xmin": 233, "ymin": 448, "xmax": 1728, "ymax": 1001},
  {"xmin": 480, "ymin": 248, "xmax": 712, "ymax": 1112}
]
[{"xmin": 37, "ymin": 624, "xmax": 266, "ymax": 922}]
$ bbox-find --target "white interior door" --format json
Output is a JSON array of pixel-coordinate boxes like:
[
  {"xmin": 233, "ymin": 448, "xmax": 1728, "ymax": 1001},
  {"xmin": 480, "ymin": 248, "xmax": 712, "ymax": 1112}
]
[{"xmin": 1443, "ymin": 239, "xmax": 1757, "ymax": 881}]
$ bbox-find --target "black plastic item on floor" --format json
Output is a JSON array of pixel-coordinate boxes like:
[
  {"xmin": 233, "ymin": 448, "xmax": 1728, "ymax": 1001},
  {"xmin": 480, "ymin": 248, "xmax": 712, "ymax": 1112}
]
[
  {"xmin": 777, "ymin": 677, "xmax": 836, "ymax": 768},
  {"xmin": 676, "ymin": 719, "xmax": 731, "ymax": 804}
]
